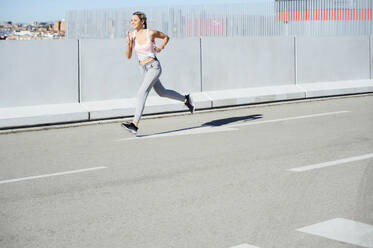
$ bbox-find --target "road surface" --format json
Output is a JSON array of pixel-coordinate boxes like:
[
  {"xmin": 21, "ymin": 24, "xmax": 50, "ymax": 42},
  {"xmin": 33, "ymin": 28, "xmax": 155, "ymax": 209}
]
[{"xmin": 1, "ymin": 94, "xmax": 373, "ymax": 248}]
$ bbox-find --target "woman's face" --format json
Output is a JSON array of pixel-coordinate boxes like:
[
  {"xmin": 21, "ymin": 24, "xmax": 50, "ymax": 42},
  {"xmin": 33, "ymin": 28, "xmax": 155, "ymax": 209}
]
[{"xmin": 131, "ymin": 15, "xmax": 143, "ymax": 30}]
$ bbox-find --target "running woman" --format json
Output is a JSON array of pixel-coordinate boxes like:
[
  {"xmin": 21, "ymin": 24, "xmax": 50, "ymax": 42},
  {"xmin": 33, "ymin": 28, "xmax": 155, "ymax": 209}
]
[{"xmin": 122, "ymin": 11, "xmax": 195, "ymax": 134}]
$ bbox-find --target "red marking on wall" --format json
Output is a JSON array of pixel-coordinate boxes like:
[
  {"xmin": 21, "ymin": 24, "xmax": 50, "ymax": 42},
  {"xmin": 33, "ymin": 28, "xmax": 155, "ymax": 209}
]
[
  {"xmin": 276, "ymin": 9, "xmax": 373, "ymax": 22},
  {"xmin": 200, "ymin": 19, "xmax": 203, "ymax": 36},
  {"xmin": 194, "ymin": 19, "xmax": 198, "ymax": 37},
  {"xmin": 222, "ymin": 18, "xmax": 224, "ymax": 37}
]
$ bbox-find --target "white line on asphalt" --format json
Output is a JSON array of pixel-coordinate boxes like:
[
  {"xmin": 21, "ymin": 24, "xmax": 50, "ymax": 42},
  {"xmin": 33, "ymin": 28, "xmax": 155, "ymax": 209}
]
[
  {"xmin": 229, "ymin": 244, "xmax": 260, "ymax": 248},
  {"xmin": 297, "ymin": 218, "xmax": 373, "ymax": 247},
  {"xmin": 118, "ymin": 125, "xmax": 238, "ymax": 141},
  {"xmin": 229, "ymin": 111, "xmax": 350, "ymax": 128},
  {"xmin": 288, "ymin": 153, "xmax": 373, "ymax": 172},
  {"xmin": 118, "ymin": 111, "xmax": 350, "ymax": 141},
  {"xmin": 0, "ymin": 167, "xmax": 108, "ymax": 185}
]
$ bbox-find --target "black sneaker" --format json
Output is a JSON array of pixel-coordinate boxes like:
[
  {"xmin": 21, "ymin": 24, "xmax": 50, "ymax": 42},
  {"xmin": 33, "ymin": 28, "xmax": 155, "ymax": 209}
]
[
  {"xmin": 121, "ymin": 122, "xmax": 138, "ymax": 134},
  {"xmin": 185, "ymin": 94, "xmax": 195, "ymax": 114}
]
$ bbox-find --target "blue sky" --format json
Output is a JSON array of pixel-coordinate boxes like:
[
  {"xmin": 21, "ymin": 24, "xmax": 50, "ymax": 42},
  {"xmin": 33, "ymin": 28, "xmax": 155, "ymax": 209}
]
[{"xmin": 0, "ymin": 0, "xmax": 263, "ymax": 23}]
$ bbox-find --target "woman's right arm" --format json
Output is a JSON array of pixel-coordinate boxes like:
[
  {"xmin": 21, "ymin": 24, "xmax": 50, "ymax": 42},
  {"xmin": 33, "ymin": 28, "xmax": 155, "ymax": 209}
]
[{"xmin": 125, "ymin": 31, "xmax": 133, "ymax": 59}]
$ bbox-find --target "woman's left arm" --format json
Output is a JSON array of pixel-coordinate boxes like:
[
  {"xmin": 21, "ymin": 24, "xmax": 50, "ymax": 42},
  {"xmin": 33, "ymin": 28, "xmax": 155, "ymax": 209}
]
[{"xmin": 150, "ymin": 30, "xmax": 169, "ymax": 53}]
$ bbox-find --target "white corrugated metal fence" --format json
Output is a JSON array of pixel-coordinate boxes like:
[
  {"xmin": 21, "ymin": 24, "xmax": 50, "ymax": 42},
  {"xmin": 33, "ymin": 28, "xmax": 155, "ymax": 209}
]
[{"xmin": 66, "ymin": 0, "xmax": 373, "ymax": 39}]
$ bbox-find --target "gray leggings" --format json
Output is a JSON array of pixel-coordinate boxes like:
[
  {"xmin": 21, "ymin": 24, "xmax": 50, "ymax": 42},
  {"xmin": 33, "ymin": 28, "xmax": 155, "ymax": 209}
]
[{"xmin": 134, "ymin": 59, "xmax": 185, "ymax": 123}]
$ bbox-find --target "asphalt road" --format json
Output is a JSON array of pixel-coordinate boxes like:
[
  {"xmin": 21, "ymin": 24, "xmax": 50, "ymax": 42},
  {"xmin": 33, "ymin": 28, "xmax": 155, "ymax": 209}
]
[{"xmin": 1, "ymin": 94, "xmax": 373, "ymax": 248}]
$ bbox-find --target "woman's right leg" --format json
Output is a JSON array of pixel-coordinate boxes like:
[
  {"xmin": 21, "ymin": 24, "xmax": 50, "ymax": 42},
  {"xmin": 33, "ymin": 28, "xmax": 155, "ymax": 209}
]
[{"xmin": 133, "ymin": 67, "xmax": 161, "ymax": 124}]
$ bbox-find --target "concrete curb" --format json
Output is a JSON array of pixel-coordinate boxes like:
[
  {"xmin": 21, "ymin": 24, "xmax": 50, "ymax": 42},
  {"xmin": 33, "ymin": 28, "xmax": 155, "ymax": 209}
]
[
  {"xmin": 80, "ymin": 92, "xmax": 212, "ymax": 120},
  {"xmin": 1, "ymin": 92, "xmax": 373, "ymax": 134},
  {"xmin": 297, "ymin": 80, "xmax": 373, "ymax": 98},
  {"xmin": 1, "ymin": 81, "xmax": 373, "ymax": 129},
  {"xmin": 0, "ymin": 103, "xmax": 88, "ymax": 129},
  {"xmin": 205, "ymin": 85, "xmax": 306, "ymax": 108}
]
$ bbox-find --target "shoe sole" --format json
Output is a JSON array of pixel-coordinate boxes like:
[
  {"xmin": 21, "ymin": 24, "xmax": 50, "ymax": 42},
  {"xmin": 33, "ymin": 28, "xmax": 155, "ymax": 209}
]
[
  {"xmin": 187, "ymin": 95, "xmax": 195, "ymax": 114},
  {"xmin": 191, "ymin": 106, "xmax": 195, "ymax": 114},
  {"xmin": 121, "ymin": 123, "xmax": 137, "ymax": 134}
]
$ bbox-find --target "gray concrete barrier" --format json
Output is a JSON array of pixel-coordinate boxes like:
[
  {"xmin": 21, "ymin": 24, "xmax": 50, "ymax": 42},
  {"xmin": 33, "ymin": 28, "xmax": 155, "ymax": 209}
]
[
  {"xmin": 80, "ymin": 38, "xmax": 201, "ymax": 101},
  {"xmin": 79, "ymin": 39, "xmax": 141, "ymax": 101},
  {"xmin": 1, "ymin": 36, "xmax": 372, "ymax": 129},
  {"xmin": 296, "ymin": 36, "xmax": 371, "ymax": 84},
  {"xmin": 201, "ymin": 36, "xmax": 296, "ymax": 91},
  {"xmin": 0, "ymin": 40, "xmax": 79, "ymax": 107},
  {"xmin": 0, "ymin": 40, "xmax": 88, "ymax": 128},
  {"xmin": 200, "ymin": 36, "xmax": 304, "ymax": 108},
  {"xmin": 79, "ymin": 38, "xmax": 202, "ymax": 119},
  {"xmin": 295, "ymin": 36, "xmax": 372, "ymax": 98}
]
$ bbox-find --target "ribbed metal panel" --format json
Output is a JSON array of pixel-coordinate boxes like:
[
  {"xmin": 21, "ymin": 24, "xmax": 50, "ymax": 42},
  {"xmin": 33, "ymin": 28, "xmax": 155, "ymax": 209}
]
[{"xmin": 66, "ymin": 0, "xmax": 373, "ymax": 39}]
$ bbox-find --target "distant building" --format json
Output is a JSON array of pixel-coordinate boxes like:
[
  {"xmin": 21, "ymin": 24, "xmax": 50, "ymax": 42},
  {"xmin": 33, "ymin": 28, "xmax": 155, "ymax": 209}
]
[
  {"xmin": 61, "ymin": 20, "xmax": 66, "ymax": 33},
  {"xmin": 53, "ymin": 20, "xmax": 66, "ymax": 33},
  {"xmin": 0, "ymin": 19, "xmax": 66, "ymax": 40}
]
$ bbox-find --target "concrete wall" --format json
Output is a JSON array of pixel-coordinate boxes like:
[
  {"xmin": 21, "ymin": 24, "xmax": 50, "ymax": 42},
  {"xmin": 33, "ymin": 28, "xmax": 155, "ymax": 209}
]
[
  {"xmin": 202, "ymin": 37, "xmax": 295, "ymax": 91},
  {"xmin": 155, "ymin": 38, "xmax": 201, "ymax": 95},
  {"xmin": 80, "ymin": 38, "xmax": 201, "ymax": 102},
  {"xmin": 1, "ymin": 36, "xmax": 371, "ymax": 108},
  {"xmin": 80, "ymin": 39, "xmax": 141, "ymax": 101},
  {"xmin": 1, "ymin": 36, "xmax": 372, "ymax": 128},
  {"xmin": 296, "ymin": 36, "xmax": 371, "ymax": 84},
  {"xmin": 0, "ymin": 40, "xmax": 79, "ymax": 108}
]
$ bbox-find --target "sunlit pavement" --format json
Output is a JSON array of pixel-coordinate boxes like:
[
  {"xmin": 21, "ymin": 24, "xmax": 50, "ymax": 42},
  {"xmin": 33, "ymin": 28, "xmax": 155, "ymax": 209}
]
[{"xmin": 1, "ymin": 94, "xmax": 373, "ymax": 248}]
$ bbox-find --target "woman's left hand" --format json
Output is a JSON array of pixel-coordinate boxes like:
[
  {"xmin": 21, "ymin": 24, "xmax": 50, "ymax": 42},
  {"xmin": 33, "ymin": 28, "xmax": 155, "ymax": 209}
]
[{"xmin": 154, "ymin": 47, "xmax": 162, "ymax": 53}]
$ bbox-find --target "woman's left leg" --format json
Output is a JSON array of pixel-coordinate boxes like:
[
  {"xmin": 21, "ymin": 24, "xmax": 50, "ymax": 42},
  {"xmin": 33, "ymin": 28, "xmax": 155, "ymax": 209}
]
[
  {"xmin": 153, "ymin": 79, "xmax": 185, "ymax": 102},
  {"xmin": 154, "ymin": 79, "xmax": 195, "ymax": 114}
]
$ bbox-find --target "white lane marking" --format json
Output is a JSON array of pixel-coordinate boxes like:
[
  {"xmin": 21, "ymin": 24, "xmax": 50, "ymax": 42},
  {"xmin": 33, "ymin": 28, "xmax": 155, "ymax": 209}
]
[
  {"xmin": 297, "ymin": 218, "xmax": 373, "ymax": 248},
  {"xmin": 0, "ymin": 167, "xmax": 108, "ymax": 185},
  {"xmin": 229, "ymin": 244, "xmax": 260, "ymax": 248},
  {"xmin": 288, "ymin": 153, "xmax": 373, "ymax": 172},
  {"xmin": 117, "ymin": 110, "xmax": 350, "ymax": 141},
  {"xmin": 118, "ymin": 125, "xmax": 238, "ymax": 141},
  {"xmin": 230, "ymin": 111, "xmax": 350, "ymax": 128}
]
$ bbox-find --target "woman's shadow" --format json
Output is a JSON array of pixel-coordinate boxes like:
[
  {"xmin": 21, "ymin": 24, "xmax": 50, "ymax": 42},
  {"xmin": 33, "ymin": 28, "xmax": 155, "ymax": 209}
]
[
  {"xmin": 201, "ymin": 114, "xmax": 263, "ymax": 127},
  {"xmin": 136, "ymin": 114, "xmax": 263, "ymax": 138}
]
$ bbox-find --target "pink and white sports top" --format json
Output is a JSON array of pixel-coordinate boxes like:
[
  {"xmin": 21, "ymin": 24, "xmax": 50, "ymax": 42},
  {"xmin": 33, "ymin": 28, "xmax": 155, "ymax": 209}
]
[{"xmin": 133, "ymin": 29, "xmax": 156, "ymax": 62}]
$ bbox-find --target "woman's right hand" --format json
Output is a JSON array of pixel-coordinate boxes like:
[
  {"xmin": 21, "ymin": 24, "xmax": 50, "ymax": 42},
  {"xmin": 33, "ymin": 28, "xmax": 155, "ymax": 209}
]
[
  {"xmin": 125, "ymin": 31, "xmax": 133, "ymax": 59},
  {"xmin": 126, "ymin": 31, "xmax": 131, "ymax": 46}
]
